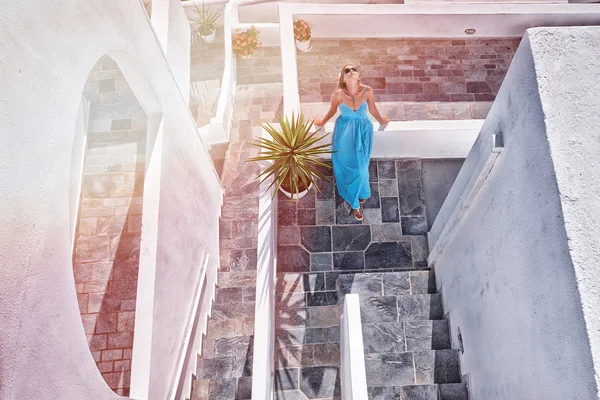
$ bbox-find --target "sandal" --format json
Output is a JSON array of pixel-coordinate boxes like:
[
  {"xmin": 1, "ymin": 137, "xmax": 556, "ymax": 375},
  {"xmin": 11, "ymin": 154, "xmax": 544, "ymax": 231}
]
[
  {"xmin": 359, "ymin": 198, "xmax": 366, "ymax": 204},
  {"xmin": 353, "ymin": 208, "xmax": 363, "ymax": 221}
]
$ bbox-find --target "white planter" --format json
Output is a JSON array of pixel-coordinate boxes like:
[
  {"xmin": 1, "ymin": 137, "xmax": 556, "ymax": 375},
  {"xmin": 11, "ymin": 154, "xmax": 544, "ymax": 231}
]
[
  {"xmin": 295, "ymin": 38, "xmax": 312, "ymax": 52},
  {"xmin": 240, "ymin": 54, "xmax": 251, "ymax": 59},
  {"xmin": 199, "ymin": 29, "xmax": 216, "ymax": 44},
  {"xmin": 278, "ymin": 182, "xmax": 313, "ymax": 200}
]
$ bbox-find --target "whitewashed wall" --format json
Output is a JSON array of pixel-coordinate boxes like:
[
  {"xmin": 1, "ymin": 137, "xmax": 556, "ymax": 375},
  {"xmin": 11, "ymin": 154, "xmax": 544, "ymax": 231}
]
[{"xmin": 0, "ymin": 1, "xmax": 222, "ymax": 399}]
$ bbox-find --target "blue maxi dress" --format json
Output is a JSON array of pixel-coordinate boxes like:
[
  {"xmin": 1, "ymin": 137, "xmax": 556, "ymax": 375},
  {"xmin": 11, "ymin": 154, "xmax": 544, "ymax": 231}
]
[{"xmin": 332, "ymin": 91, "xmax": 374, "ymax": 210}]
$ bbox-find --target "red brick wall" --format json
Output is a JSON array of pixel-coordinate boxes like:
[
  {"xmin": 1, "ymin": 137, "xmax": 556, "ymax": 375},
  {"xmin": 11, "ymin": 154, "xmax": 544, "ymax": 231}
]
[
  {"xmin": 297, "ymin": 38, "xmax": 521, "ymax": 103},
  {"xmin": 74, "ymin": 55, "xmax": 147, "ymax": 396}
]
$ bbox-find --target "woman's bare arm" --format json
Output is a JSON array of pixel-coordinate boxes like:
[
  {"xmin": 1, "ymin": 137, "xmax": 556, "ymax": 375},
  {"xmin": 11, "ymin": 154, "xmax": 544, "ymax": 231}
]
[
  {"xmin": 315, "ymin": 90, "xmax": 342, "ymax": 126},
  {"xmin": 365, "ymin": 86, "xmax": 389, "ymax": 125}
]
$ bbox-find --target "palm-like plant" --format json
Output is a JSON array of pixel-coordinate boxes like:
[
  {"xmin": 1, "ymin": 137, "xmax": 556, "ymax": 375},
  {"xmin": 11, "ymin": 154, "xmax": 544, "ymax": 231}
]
[
  {"xmin": 249, "ymin": 112, "xmax": 334, "ymax": 198},
  {"xmin": 188, "ymin": 1, "xmax": 221, "ymax": 37}
]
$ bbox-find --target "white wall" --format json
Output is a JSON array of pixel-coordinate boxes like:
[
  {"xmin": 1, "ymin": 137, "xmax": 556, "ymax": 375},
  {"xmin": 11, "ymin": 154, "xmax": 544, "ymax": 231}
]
[
  {"xmin": 0, "ymin": 1, "xmax": 222, "ymax": 399},
  {"xmin": 430, "ymin": 27, "xmax": 600, "ymax": 399}
]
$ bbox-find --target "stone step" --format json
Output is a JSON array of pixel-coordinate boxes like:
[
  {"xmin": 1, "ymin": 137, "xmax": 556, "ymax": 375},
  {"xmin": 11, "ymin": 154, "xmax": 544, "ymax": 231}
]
[
  {"xmin": 365, "ymin": 349, "xmax": 461, "ymax": 387},
  {"xmin": 275, "ymin": 305, "xmax": 340, "ymax": 329},
  {"xmin": 274, "ymin": 366, "xmax": 341, "ymax": 399},
  {"xmin": 361, "ymin": 320, "xmax": 450, "ymax": 354},
  {"xmin": 191, "ymin": 376, "xmax": 253, "ymax": 400},
  {"xmin": 368, "ymin": 383, "xmax": 468, "ymax": 400},
  {"xmin": 356, "ymin": 294, "xmax": 443, "ymax": 324},
  {"xmin": 337, "ymin": 271, "xmax": 436, "ymax": 299},
  {"xmin": 275, "ymin": 343, "xmax": 340, "ymax": 369},
  {"xmin": 276, "ymin": 290, "xmax": 339, "ymax": 309}
]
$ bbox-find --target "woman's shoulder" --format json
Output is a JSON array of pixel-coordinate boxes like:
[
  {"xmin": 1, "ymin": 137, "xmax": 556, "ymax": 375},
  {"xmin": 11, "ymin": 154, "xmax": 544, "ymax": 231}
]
[{"xmin": 362, "ymin": 84, "xmax": 372, "ymax": 93}]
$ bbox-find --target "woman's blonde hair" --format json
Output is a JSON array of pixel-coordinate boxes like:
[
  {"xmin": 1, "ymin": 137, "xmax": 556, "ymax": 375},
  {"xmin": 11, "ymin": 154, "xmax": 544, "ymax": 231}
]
[{"xmin": 337, "ymin": 63, "xmax": 360, "ymax": 90}]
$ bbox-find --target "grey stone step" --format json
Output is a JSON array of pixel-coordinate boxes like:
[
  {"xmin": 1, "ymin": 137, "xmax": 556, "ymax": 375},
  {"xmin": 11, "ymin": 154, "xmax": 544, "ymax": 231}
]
[
  {"xmin": 337, "ymin": 271, "xmax": 436, "ymax": 300},
  {"xmin": 361, "ymin": 320, "xmax": 450, "ymax": 354},
  {"xmin": 365, "ymin": 349, "xmax": 461, "ymax": 387},
  {"xmin": 368, "ymin": 383, "xmax": 468, "ymax": 400},
  {"xmin": 276, "ymin": 290, "xmax": 339, "ymax": 309},
  {"xmin": 276, "ymin": 343, "xmax": 340, "ymax": 369},
  {"xmin": 275, "ymin": 326, "xmax": 340, "ymax": 346},
  {"xmin": 355, "ymin": 293, "xmax": 443, "ymax": 324},
  {"xmin": 275, "ymin": 305, "xmax": 340, "ymax": 329},
  {"xmin": 191, "ymin": 376, "xmax": 253, "ymax": 400},
  {"xmin": 274, "ymin": 366, "xmax": 341, "ymax": 399}
]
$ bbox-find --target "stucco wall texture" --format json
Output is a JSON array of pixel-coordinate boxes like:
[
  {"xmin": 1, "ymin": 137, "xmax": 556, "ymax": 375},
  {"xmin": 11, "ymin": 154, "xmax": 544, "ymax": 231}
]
[{"xmin": 433, "ymin": 27, "xmax": 600, "ymax": 399}]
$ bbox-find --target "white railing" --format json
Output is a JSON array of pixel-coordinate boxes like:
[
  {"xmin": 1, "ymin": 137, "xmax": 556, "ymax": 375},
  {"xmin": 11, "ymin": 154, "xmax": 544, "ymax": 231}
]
[
  {"xmin": 251, "ymin": 128, "xmax": 278, "ymax": 400},
  {"xmin": 427, "ymin": 132, "xmax": 503, "ymax": 263},
  {"xmin": 340, "ymin": 294, "xmax": 368, "ymax": 400}
]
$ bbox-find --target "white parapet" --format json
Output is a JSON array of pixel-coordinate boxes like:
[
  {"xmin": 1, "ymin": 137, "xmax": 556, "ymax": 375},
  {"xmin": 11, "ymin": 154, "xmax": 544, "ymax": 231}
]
[{"xmin": 340, "ymin": 294, "xmax": 369, "ymax": 400}]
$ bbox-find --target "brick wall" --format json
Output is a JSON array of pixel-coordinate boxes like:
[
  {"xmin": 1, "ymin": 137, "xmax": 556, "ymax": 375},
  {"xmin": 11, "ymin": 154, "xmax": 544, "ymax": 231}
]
[
  {"xmin": 74, "ymin": 55, "xmax": 147, "ymax": 397},
  {"xmin": 297, "ymin": 38, "xmax": 521, "ymax": 103}
]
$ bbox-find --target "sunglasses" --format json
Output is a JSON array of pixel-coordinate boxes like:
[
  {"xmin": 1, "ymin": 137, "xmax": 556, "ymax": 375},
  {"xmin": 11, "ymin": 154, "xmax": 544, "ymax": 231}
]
[{"xmin": 344, "ymin": 67, "xmax": 358, "ymax": 74}]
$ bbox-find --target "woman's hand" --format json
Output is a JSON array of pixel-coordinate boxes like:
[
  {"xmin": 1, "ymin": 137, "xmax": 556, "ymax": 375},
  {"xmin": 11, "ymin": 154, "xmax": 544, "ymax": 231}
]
[
  {"xmin": 380, "ymin": 117, "xmax": 389, "ymax": 126},
  {"xmin": 315, "ymin": 118, "xmax": 325, "ymax": 127}
]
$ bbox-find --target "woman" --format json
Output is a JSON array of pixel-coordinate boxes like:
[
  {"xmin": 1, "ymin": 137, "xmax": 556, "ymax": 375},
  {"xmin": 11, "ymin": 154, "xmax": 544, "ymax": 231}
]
[{"xmin": 315, "ymin": 64, "xmax": 389, "ymax": 221}]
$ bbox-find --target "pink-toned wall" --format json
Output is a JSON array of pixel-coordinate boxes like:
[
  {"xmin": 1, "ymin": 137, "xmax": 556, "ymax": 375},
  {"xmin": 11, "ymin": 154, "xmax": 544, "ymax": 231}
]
[{"xmin": 73, "ymin": 55, "xmax": 147, "ymax": 397}]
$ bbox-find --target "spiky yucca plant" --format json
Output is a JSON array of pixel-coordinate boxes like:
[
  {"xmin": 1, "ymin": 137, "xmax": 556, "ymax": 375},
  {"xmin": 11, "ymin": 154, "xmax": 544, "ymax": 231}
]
[
  {"xmin": 249, "ymin": 112, "xmax": 334, "ymax": 198},
  {"xmin": 188, "ymin": 1, "xmax": 221, "ymax": 37}
]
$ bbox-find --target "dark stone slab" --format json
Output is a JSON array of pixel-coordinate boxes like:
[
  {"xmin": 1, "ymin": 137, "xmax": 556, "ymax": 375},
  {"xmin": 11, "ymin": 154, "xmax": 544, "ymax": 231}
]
[
  {"xmin": 379, "ymin": 179, "xmax": 398, "ymax": 197},
  {"xmin": 278, "ymin": 246, "xmax": 310, "ymax": 273},
  {"xmin": 230, "ymin": 248, "xmax": 257, "ymax": 271},
  {"xmin": 370, "ymin": 222, "xmax": 404, "ymax": 243},
  {"xmin": 209, "ymin": 378, "xmax": 237, "ymax": 399},
  {"xmin": 365, "ymin": 242, "xmax": 412, "ymax": 270},
  {"xmin": 381, "ymin": 197, "xmax": 400, "ymax": 223},
  {"xmin": 275, "ymin": 390, "xmax": 308, "ymax": 400},
  {"xmin": 378, "ymin": 160, "xmax": 397, "ymax": 179},
  {"xmin": 316, "ymin": 200, "xmax": 335, "ymax": 225},
  {"xmin": 396, "ymin": 160, "xmax": 422, "ymax": 182},
  {"xmin": 368, "ymin": 386, "xmax": 401, "ymax": 400},
  {"xmin": 298, "ymin": 209, "xmax": 316, "ymax": 226},
  {"xmin": 303, "ymin": 273, "xmax": 326, "ymax": 293},
  {"xmin": 362, "ymin": 322, "xmax": 405, "ymax": 354},
  {"xmin": 369, "ymin": 160, "xmax": 379, "ymax": 182},
  {"xmin": 307, "ymin": 291, "xmax": 338, "ymax": 306},
  {"xmin": 300, "ymin": 366, "xmax": 341, "ymax": 398},
  {"xmin": 304, "ymin": 327, "xmax": 340, "ymax": 344},
  {"xmin": 334, "ymin": 191, "xmax": 362, "ymax": 225},
  {"xmin": 333, "ymin": 252, "xmax": 364, "ymax": 271},
  {"xmin": 307, "ymin": 306, "xmax": 339, "ymax": 328},
  {"xmin": 311, "ymin": 253, "xmax": 332, "ymax": 271},
  {"xmin": 438, "ymin": 383, "xmax": 469, "ymax": 400},
  {"xmin": 214, "ymin": 336, "xmax": 253, "ymax": 358},
  {"xmin": 311, "ymin": 343, "xmax": 340, "ymax": 366},
  {"xmin": 236, "ymin": 377, "xmax": 253, "ymax": 400},
  {"xmin": 365, "ymin": 353, "xmax": 414, "ymax": 387},
  {"xmin": 402, "ymin": 217, "xmax": 428, "ymax": 235},
  {"xmin": 405, "ymin": 320, "xmax": 451, "ymax": 351},
  {"xmin": 276, "ymin": 292, "xmax": 306, "ymax": 309},
  {"xmin": 409, "ymin": 271, "xmax": 436, "ymax": 294},
  {"xmin": 315, "ymin": 177, "xmax": 335, "ymax": 200},
  {"xmin": 197, "ymin": 356, "xmax": 233, "ymax": 379},
  {"xmin": 215, "ymin": 287, "xmax": 243, "ymax": 304},
  {"xmin": 332, "ymin": 225, "xmax": 371, "ymax": 252},
  {"xmin": 212, "ymin": 302, "xmax": 255, "ymax": 321},
  {"xmin": 275, "ymin": 307, "xmax": 307, "ymax": 328},
  {"xmin": 275, "ymin": 368, "xmax": 299, "ymax": 391},
  {"xmin": 397, "ymin": 294, "xmax": 444, "ymax": 321},
  {"xmin": 232, "ymin": 352, "xmax": 253, "ymax": 377},
  {"xmin": 325, "ymin": 271, "xmax": 340, "ymax": 291},
  {"xmin": 411, "ymin": 235, "xmax": 429, "ymax": 262},
  {"xmin": 338, "ymin": 273, "xmax": 382, "ymax": 298},
  {"xmin": 279, "ymin": 226, "xmax": 301, "ymax": 246},
  {"xmin": 401, "ymin": 385, "xmax": 438, "ymax": 400},
  {"xmin": 382, "ymin": 272, "xmax": 411, "ymax": 296},
  {"xmin": 362, "ymin": 182, "xmax": 381, "ymax": 209},
  {"xmin": 360, "ymin": 296, "xmax": 398, "ymax": 323},
  {"xmin": 298, "ymin": 189, "xmax": 316, "ymax": 209},
  {"xmin": 279, "ymin": 200, "xmax": 298, "ymax": 226},
  {"xmin": 301, "ymin": 226, "xmax": 332, "ymax": 253},
  {"xmin": 398, "ymin": 182, "xmax": 426, "ymax": 217},
  {"xmin": 413, "ymin": 350, "xmax": 460, "ymax": 384}
]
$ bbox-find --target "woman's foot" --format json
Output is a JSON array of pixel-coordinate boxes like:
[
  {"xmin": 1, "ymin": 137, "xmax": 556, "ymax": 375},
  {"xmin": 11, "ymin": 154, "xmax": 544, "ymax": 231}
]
[
  {"xmin": 353, "ymin": 208, "xmax": 363, "ymax": 221},
  {"xmin": 359, "ymin": 198, "xmax": 367, "ymax": 204}
]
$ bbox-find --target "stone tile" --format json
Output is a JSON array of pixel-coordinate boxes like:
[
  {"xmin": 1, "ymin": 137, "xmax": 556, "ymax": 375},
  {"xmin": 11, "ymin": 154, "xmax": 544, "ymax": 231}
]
[
  {"xmin": 232, "ymin": 352, "xmax": 253, "ymax": 377},
  {"xmin": 212, "ymin": 303, "xmax": 255, "ymax": 321},
  {"xmin": 298, "ymin": 190, "xmax": 316, "ymax": 209},
  {"xmin": 378, "ymin": 161, "xmax": 396, "ymax": 179},
  {"xmin": 214, "ymin": 336, "xmax": 253, "ymax": 358},
  {"xmin": 409, "ymin": 271, "xmax": 436, "ymax": 294},
  {"xmin": 363, "ymin": 208, "xmax": 382, "ymax": 224},
  {"xmin": 438, "ymin": 383, "xmax": 469, "ymax": 400},
  {"xmin": 311, "ymin": 253, "xmax": 332, "ymax": 271},
  {"xmin": 307, "ymin": 306, "xmax": 339, "ymax": 328},
  {"xmin": 411, "ymin": 236, "xmax": 429, "ymax": 262},
  {"xmin": 401, "ymin": 216, "xmax": 428, "ymax": 235},
  {"xmin": 230, "ymin": 248, "xmax": 257, "ymax": 271},
  {"xmin": 333, "ymin": 252, "xmax": 364, "ymax": 271},
  {"xmin": 397, "ymin": 294, "xmax": 443, "ymax": 322},
  {"xmin": 236, "ymin": 377, "xmax": 253, "ymax": 400},
  {"xmin": 302, "ymin": 273, "xmax": 327, "ymax": 293},
  {"xmin": 396, "ymin": 160, "xmax": 422, "ymax": 182},
  {"xmin": 413, "ymin": 350, "xmax": 460, "ymax": 384},
  {"xmin": 400, "ymin": 385, "xmax": 438, "ymax": 400},
  {"xmin": 422, "ymin": 160, "xmax": 446, "ymax": 185},
  {"xmin": 360, "ymin": 296, "xmax": 398, "ymax": 323},
  {"xmin": 405, "ymin": 320, "xmax": 450, "ymax": 351},
  {"xmin": 315, "ymin": 177, "xmax": 335, "ymax": 200},
  {"xmin": 362, "ymin": 322, "xmax": 405, "ymax": 354},
  {"xmin": 371, "ymin": 223, "xmax": 403, "ymax": 243},
  {"xmin": 316, "ymin": 200, "xmax": 335, "ymax": 226},
  {"xmin": 379, "ymin": 179, "xmax": 398, "ymax": 197},
  {"xmin": 278, "ymin": 200, "xmax": 298, "ymax": 226},
  {"xmin": 381, "ymin": 197, "xmax": 400, "ymax": 223},
  {"xmin": 362, "ymin": 182, "xmax": 380, "ymax": 209},
  {"xmin": 300, "ymin": 366, "xmax": 341, "ymax": 398},
  {"xmin": 369, "ymin": 161, "xmax": 378, "ymax": 182},
  {"xmin": 279, "ymin": 226, "xmax": 301, "ymax": 246},
  {"xmin": 275, "ymin": 368, "xmax": 299, "ymax": 391},
  {"xmin": 298, "ymin": 209, "xmax": 316, "ymax": 226},
  {"xmin": 334, "ymin": 192, "xmax": 362, "ymax": 225},
  {"xmin": 274, "ymin": 390, "xmax": 308, "ymax": 400},
  {"xmin": 382, "ymin": 272, "xmax": 411, "ymax": 296},
  {"xmin": 444, "ymin": 159, "xmax": 464, "ymax": 183},
  {"xmin": 279, "ymin": 344, "xmax": 314, "ymax": 367},
  {"xmin": 365, "ymin": 242, "xmax": 412, "ymax": 270},
  {"xmin": 338, "ymin": 273, "xmax": 382, "ymax": 298},
  {"xmin": 215, "ymin": 287, "xmax": 243, "ymax": 304},
  {"xmin": 275, "ymin": 307, "xmax": 307, "ymax": 328},
  {"xmin": 332, "ymin": 225, "xmax": 371, "ymax": 252},
  {"xmin": 365, "ymin": 353, "xmax": 414, "ymax": 387},
  {"xmin": 311, "ymin": 343, "xmax": 340, "ymax": 366},
  {"xmin": 197, "ymin": 357, "xmax": 234, "ymax": 379},
  {"xmin": 301, "ymin": 226, "xmax": 331, "ymax": 253},
  {"xmin": 368, "ymin": 387, "xmax": 402, "ymax": 400},
  {"xmin": 306, "ymin": 291, "xmax": 338, "ymax": 307},
  {"xmin": 278, "ymin": 246, "xmax": 310, "ymax": 273},
  {"xmin": 324, "ymin": 271, "xmax": 340, "ymax": 291}
]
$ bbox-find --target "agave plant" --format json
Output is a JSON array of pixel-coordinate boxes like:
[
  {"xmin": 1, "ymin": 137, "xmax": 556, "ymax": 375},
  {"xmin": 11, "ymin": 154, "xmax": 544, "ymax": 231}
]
[
  {"xmin": 249, "ymin": 112, "xmax": 334, "ymax": 198},
  {"xmin": 188, "ymin": 1, "xmax": 221, "ymax": 37}
]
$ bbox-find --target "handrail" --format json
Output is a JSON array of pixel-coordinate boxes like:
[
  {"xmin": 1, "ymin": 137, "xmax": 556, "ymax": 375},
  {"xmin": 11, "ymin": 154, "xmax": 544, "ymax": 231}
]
[
  {"xmin": 427, "ymin": 133, "xmax": 504, "ymax": 263},
  {"xmin": 340, "ymin": 294, "xmax": 368, "ymax": 400},
  {"xmin": 167, "ymin": 253, "xmax": 210, "ymax": 400}
]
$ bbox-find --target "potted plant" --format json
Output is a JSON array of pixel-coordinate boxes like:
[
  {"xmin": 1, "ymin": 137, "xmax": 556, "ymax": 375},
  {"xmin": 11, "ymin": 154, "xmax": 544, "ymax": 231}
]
[
  {"xmin": 188, "ymin": 1, "xmax": 221, "ymax": 44},
  {"xmin": 249, "ymin": 112, "xmax": 333, "ymax": 199},
  {"xmin": 232, "ymin": 26, "xmax": 261, "ymax": 59},
  {"xmin": 293, "ymin": 19, "xmax": 312, "ymax": 52}
]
